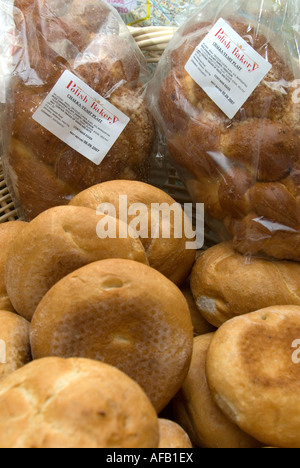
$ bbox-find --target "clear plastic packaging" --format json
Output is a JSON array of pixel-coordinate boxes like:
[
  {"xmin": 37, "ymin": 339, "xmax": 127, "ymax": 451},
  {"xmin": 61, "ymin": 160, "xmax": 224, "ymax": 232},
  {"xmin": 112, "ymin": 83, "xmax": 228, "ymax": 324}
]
[
  {"xmin": 2, "ymin": 0, "xmax": 156, "ymax": 220},
  {"xmin": 148, "ymin": 0, "xmax": 300, "ymax": 261}
]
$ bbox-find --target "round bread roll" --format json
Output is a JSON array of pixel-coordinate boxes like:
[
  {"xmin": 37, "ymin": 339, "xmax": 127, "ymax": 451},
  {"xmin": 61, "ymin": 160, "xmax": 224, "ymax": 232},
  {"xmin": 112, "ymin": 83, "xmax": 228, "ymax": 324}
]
[
  {"xmin": 69, "ymin": 180, "xmax": 196, "ymax": 285},
  {"xmin": 158, "ymin": 419, "xmax": 192, "ymax": 449},
  {"xmin": 0, "ymin": 310, "xmax": 31, "ymax": 380},
  {"xmin": 7, "ymin": 0, "xmax": 155, "ymax": 220},
  {"xmin": 191, "ymin": 242, "xmax": 300, "ymax": 328},
  {"xmin": 180, "ymin": 281, "xmax": 216, "ymax": 336},
  {"xmin": 6, "ymin": 205, "xmax": 148, "ymax": 321},
  {"xmin": 0, "ymin": 357, "xmax": 159, "ymax": 448},
  {"xmin": 206, "ymin": 306, "xmax": 300, "ymax": 448},
  {"xmin": 172, "ymin": 334, "xmax": 260, "ymax": 448},
  {"xmin": 151, "ymin": 18, "xmax": 300, "ymax": 261},
  {"xmin": 0, "ymin": 222, "xmax": 27, "ymax": 312},
  {"xmin": 30, "ymin": 259, "xmax": 194, "ymax": 413}
]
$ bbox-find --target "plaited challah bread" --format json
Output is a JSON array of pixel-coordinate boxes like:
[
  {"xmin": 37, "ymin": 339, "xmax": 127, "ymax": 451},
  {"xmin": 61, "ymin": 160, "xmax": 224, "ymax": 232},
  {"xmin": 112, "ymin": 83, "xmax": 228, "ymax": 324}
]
[
  {"xmin": 6, "ymin": 0, "xmax": 155, "ymax": 220},
  {"xmin": 156, "ymin": 19, "xmax": 300, "ymax": 260}
]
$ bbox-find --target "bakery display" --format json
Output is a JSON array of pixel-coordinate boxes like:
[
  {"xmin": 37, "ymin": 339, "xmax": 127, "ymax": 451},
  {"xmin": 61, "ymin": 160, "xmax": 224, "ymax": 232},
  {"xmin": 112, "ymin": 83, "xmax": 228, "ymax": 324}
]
[
  {"xmin": 0, "ymin": 0, "xmax": 299, "ymax": 449},
  {"xmin": 173, "ymin": 334, "xmax": 260, "ymax": 448},
  {"xmin": 0, "ymin": 221, "xmax": 27, "ymax": 312},
  {"xmin": 30, "ymin": 258, "xmax": 194, "ymax": 413},
  {"xmin": 0, "ymin": 357, "xmax": 159, "ymax": 448},
  {"xmin": 158, "ymin": 419, "xmax": 193, "ymax": 449},
  {"xmin": 4, "ymin": 0, "xmax": 155, "ymax": 220},
  {"xmin": 191, "ymin": 242, "xmax": 300, "ymax": 327},
  {"xmin": 5, "ymin": 205, "xmax": 148, "ymax": 321},
  {"xmin": 206, "ymin": 306, "xmax": 300, "ymax": 448},
  {"xmin": 0, "ymin": 310, "xmax": 31, "ymax": 380},
  {"xmin": 69, "ymin": 180, "xmax": 196, "ymax": 285},
  {"xmin": 149, "ymin": 17, "xmax": 300, "ymax": 261}
]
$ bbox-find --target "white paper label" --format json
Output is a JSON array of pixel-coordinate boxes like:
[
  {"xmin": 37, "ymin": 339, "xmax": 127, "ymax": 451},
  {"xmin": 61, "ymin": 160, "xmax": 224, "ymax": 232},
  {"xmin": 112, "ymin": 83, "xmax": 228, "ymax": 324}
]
[
  {"xmin": 185, "ymin": 18, "xmax": 272, "ymax": 119},
  {"xmin": 33, "ymin": 70, "xmax": 130, "ymax": 165}
]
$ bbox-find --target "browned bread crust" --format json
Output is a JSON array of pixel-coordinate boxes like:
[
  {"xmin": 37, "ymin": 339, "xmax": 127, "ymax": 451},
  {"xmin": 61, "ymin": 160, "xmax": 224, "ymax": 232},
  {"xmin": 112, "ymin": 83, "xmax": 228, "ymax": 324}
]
[{"xmin": 0, "ymin": 357, "xmax": 159, "ymax": 448}]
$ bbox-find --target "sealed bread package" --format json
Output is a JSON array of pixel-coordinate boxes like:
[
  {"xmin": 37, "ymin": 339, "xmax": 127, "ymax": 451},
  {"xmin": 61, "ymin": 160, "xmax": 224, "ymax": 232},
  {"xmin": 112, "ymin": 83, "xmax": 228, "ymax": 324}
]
[
  {"xmin": 148, "ymin": 0, "xmax": 300, "ymax": 261},
  {"xmin": 2, "ymin": 0, "xmax": 156, "ymax": 220}
]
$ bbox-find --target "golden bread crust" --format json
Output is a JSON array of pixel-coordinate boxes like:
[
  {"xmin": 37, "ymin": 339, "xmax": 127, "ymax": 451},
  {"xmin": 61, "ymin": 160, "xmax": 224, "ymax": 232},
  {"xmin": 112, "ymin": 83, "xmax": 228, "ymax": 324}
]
[
  {"xmin": 30, "ymin": 259, "xmax": 194, "ymax": 413},
  {"xmin": 191, "ymin": 242, "xmax": 300, "ymax": 327},
  {"xmin": 5, "ymin": 205, "xmax": 148, "ymax": 321},
  {"xmin": 206, "ymin": 306, "xmax": 300, "ymax": 448},
  {"xmin": 69, "ymin": 180, "xmax": 196, "ymax": 285},
  {"xmin": 0, "ymin": 357, "xmax": 159, "ymax": 448},
  {"xmin": 158, "ymin": 419, "xmax": 193, "ymax": 448}
]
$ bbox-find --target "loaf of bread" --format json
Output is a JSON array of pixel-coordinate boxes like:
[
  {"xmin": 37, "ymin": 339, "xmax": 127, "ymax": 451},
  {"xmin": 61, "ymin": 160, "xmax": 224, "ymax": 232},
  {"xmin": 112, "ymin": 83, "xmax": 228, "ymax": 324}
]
[
  {"xmin": 69, "ymin": 180, "xmax": 196, "ymax": 285},
  {"xmin": 4, "ymin": 0, "xmax": 155, "ymax": 220},
  {"xmin": 30, "ymin": 258, "xmax": 194, "ymax": 413},
  {"xmin": 5, "ymin": 205, "xmax": 148, "ymax": 321},
  {"xmin": 206, "ymin": 306, "xmax": 300, "ymax": 448},
  {"xmin": 172, "ymin": 334, "xmax": 260, "ymax": 448},
  {"xmin": 0, "ymin": 222, "xmax": 27, "ymax": 312},
  {"xmin": 191, "ymin": 242, "xmax": 300, "ymax": 327},
  {"xmin": 158, "ymin": 419, "xmax": 193, "ymax": 449},
  {"xmin": 0, "ymin": 310, "xmax": 31, "ymax": 380},
  {"xmin": 150, "ymin": 17, "xmax": 300, "ymax": 261},
  {"xmin": 0, "ymin": 357, "xmax": 159, "ymax": 448}
]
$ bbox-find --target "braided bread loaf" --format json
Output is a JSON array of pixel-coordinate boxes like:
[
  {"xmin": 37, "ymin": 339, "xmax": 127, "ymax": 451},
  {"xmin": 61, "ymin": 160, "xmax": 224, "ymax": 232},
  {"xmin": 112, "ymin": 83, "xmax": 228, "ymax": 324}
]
[
  {"xmin": 5, "ymin": 0, "xmax": 155, "ymax": 220},
  {"xmin": 154, "ymin": 19, "xmax": 300, "ymax": 260}
]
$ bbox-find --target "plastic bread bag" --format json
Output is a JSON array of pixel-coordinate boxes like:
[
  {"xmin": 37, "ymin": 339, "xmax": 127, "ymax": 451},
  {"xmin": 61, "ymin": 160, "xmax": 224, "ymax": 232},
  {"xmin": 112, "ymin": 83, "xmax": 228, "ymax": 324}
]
[
  {"xmin": 1, "ymin": 0, "xmax": 156, "ymax": 221},
  {"xmin": 147, "ymin": 0, "xmax": 300, "ymax": 261}
]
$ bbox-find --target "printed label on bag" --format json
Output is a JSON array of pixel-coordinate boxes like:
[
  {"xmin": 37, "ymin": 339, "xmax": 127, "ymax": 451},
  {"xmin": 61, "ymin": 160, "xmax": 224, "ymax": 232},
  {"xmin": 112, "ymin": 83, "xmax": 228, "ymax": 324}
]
[
  {"xmin": 185, "ymin": 18, "xmax": 272, "ymax": 119},
  {"xmin": 33, "ymin": 70, "xmax": 130, "ymax": 165}
]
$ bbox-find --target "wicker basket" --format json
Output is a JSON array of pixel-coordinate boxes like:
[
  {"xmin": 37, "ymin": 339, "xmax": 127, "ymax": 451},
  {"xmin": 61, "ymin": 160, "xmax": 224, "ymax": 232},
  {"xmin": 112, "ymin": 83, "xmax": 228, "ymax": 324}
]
[{"xmin": 0, "ymin": 26, "xmax": 189, "ymax": 225}]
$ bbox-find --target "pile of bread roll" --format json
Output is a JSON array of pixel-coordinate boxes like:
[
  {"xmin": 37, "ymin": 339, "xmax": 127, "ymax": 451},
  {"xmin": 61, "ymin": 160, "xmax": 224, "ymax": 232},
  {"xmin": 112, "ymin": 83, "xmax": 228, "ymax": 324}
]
[
  {"xmin": 2, "ymin": 178, "xmax": 300, "ymax": 448},
  {"xmin": 0, "ymin": 180, "xmax": 197, "ymax": 448}
]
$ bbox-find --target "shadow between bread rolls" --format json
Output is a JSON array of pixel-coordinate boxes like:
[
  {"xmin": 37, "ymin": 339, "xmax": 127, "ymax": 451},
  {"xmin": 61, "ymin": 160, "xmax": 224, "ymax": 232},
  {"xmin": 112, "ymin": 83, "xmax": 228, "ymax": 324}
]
[{"xmin": 30, "ymin": 259, "xmax": 194, "ymax": 413}]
